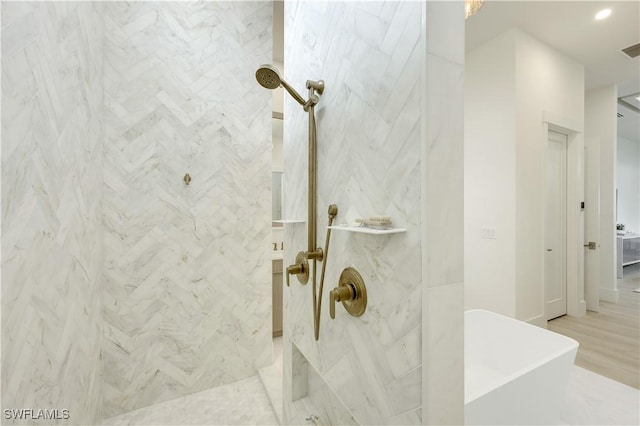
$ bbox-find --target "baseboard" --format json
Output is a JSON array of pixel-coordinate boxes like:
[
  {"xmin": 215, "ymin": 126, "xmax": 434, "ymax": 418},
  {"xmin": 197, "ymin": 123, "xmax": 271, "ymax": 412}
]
[
  {"xmin": 526, "ymin": 314, "xmax": 547, "ymax": 328},
  {"xmin": 599, "ymin": 287, "xmax": 620, "ymax": 303},
  {"xmin": 578, "ymin": 300, "xmax": 587, "ymax": 313}
]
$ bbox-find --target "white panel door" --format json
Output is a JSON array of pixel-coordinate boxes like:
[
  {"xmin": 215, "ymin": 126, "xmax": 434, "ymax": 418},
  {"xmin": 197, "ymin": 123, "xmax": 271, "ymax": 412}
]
[
  {"xmin": 584, "ymin": 137, "xmax": 600, "ymax": 311},
  {"xmin": 546, "ymin": 131, "xmax": 568, "ymax": 320}
]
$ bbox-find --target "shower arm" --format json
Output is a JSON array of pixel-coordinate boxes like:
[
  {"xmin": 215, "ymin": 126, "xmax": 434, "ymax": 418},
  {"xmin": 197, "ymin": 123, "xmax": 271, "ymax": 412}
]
[{"xmin": 280, "ymin": 79, "xmax": 306, "ymax": 107}]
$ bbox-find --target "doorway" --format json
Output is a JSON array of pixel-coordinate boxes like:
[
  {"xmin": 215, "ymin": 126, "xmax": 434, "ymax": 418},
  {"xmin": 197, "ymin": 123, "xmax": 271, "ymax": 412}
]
[
  {"xmin": 584, "ymin": 137, "xmax": 601, "ymax": 310},
  {"xmin": 545, "ymin": 130, "xmax": 568, "ymax": 320}
]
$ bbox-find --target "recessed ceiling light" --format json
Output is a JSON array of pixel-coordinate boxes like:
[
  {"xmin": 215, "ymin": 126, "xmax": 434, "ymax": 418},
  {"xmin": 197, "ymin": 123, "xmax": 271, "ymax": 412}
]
[{"xmin": 595, "ymin": 9, "xmax": 612, "ymax": 20}]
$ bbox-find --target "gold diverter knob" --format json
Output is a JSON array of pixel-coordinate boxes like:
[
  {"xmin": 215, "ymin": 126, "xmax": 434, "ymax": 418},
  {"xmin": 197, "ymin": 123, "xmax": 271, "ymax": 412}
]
[
  {"xmin": 286, "ymin": 251, "xmax": 309, "ymax": 287},
  {"xmin": 330, "ymin": 267, "xmax": 367, "ymax": 319}
]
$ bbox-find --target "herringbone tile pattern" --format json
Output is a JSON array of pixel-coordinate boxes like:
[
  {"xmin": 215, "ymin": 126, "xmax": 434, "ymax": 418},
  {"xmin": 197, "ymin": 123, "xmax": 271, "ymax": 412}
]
[
  {"xmin": 282, "ymin": 2, "xmax": 423, "ymax": 424},
  {"xmin": 102, "ymin": 2, "xmax": 272, "ymax": 417},
  {"xmin": 1, "ymin": 2, "xmax": 104, "ymax": 424}
]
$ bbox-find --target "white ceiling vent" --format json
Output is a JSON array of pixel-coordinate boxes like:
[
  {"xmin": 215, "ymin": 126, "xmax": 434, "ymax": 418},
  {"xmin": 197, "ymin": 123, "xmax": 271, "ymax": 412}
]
[{"xmin": 621, "ymin": 43, "xmax": 640, "ymax": 59}]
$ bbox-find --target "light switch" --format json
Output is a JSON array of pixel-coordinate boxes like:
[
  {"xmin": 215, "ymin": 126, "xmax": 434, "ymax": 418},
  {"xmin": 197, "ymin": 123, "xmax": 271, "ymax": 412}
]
[{"xmin": 480, "ymin": 227, "xmax": 496, "ymax": 239}]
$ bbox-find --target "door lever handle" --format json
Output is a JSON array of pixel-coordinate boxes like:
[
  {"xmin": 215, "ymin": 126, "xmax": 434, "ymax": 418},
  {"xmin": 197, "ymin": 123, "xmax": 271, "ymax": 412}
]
[{"xmin": 584, "ymin": 241, "xmax": 596, "ymax": 250}]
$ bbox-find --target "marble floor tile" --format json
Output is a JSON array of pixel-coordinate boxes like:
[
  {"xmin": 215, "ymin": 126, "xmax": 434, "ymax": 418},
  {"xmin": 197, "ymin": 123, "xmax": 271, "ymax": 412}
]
[
  {"xmin": 102, "ymin": 355, "xmax": 636, "ymax": 426},
  {"xmin": 560, "ymin": 366, "xmax": 639, "ymax": 425},
  {"xmin": 102, "ymin": 375, "xmax": 278, "ymax": 426}
]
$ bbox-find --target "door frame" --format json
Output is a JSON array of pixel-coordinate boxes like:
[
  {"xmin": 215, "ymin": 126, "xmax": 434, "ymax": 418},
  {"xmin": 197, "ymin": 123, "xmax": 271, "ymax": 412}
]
[
  {"xmin": 545, "ymin": 130, "xmax": 569, "ymax": 320},
  {"xmin": 542, "ymin": 111, "xmax": 587, "ymax": 318},
  {"xmin": 584, "ymin": 137, "xmax": 601, "ymax": 311}
]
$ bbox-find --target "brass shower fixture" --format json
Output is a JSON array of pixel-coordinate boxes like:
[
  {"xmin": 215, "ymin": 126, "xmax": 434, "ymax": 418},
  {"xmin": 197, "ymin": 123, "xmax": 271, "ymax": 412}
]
[
  {"xmin": 255, "ymin": 65, "xmax": 333, "ymax": 340},
  {"xmin": 330, "ymin": 267, "xmax": 367, "ymax": 320},
  {"xmin": 313, "ymin": 204, "xmax": 338, "ymax": 340},
  {"xmin": 286, "ymin": 252, "xmax": 309, "ymax": 287}
]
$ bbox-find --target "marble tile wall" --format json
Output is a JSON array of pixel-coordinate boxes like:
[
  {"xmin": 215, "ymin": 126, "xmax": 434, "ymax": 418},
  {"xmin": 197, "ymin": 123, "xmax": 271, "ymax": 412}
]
[
  {"xmin": 102, "ymin": 1, "xmax": 272, "ymax": 417},
  {"xmin": 422, "ymin": 1, "xmax": 465, "ymax": 424},
  {"xmin": 283, "ymin": 1, "xmax": 425, "ymax": 424},
  {"xmin": 1, "ymin": 2, "xmax": 105, "ymax": 424},
  {"xmin": 283, "ymin": 1, "xmax": 465, "ymax": 424},
  {"xmin": 305, "ymin": 360, "xmax": 358, "ymax": 425}
]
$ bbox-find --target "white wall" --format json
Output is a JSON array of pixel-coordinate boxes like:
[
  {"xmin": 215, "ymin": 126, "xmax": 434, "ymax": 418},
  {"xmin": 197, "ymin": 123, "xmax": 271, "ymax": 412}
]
[
  {"xmin": 272, "ymin": 59, "xmax": 284, "ymax": 117},
  {"xmin": 2, "ymin": 2, "xmax": 104, "ymax": 423},
  {"xmin": 514, "ymin": 30, "xmax": 584, "ymax": 323},
  {"xmin": 273, "ymin": 118, "xmax": 284, "ymax": 172},
  {"xmin": 585, "ymin": 85, "xmax": 618, "ymax": 302},
  {"xmin": 617, "ymin": 137, "xmax": 640, "ymax": 233},
  {"xmin": 272, "ymin": 59, "xmax": 283, "ymax": 172},
  {"xmin": 465, "ymin": 28, "xmax": 585, "ymax": 323},
  {"xmin": 465, "ymin": 30, "xmax": 517, "ymax": 317}
]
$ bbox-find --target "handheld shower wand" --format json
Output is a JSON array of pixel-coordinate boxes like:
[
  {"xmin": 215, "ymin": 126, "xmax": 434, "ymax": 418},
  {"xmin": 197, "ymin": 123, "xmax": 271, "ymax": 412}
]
[
  {"xmin": 256, "ymin": 64, "xmax": 323, "ymax": 111},
  {"xmin": 256, "ymin": 64, "xmax": 306, "ymax": 106}
]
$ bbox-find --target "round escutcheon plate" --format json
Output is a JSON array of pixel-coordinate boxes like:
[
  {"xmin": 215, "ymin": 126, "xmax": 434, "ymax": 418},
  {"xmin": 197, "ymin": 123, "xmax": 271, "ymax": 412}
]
[{"xmin": 338, "ymin": 267, "xmax": 367, "ymax": 317}]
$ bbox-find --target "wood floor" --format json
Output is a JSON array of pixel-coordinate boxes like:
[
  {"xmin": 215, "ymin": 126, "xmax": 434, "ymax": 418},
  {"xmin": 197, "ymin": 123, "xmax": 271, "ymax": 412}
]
[{"xmin": 548, "ymin": 263, "xmax": 640, "ymax": 389}]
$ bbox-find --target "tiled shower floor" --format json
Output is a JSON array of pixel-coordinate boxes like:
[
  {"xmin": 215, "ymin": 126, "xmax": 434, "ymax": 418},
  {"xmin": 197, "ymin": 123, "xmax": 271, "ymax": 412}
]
[
  {"xmin": 103, "ymin": 338, "xmax": 284, "ymax": 426},
  {"xmin": 103, "ymin": 334, "xmax": 638, "ymax": 426},
  {"xmin": 102, "ymin": 376, "xmax": 279, "ymax": 426},
  {"xmin": 102, "ymin": 374, "xmax": 279, "ymax": 426}
]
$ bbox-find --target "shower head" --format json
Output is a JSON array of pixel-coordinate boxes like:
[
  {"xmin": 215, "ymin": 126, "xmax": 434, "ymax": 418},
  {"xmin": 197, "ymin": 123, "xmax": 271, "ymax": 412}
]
[
  {"xmin": 255, "ymin": 64, "xmax": 281, "ymax": 90},
  {"xmin": 255, "ymin": 64, "xmax": 306, "ymax": 106}
]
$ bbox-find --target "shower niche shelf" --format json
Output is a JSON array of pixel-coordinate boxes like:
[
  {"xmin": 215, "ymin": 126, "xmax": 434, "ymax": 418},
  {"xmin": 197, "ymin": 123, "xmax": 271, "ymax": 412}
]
[
  {"xmin": 273, "ymin": 220, "xmax": 306, "ymax": 224},
  {"xmin": 327, "ymin": 225, "xmax": 406, "ymax": 235}
]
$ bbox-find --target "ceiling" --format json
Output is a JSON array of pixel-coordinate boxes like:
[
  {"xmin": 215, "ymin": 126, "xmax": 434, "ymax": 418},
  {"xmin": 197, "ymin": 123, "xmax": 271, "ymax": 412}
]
[{"xmin": 466, "ymin": 0, "xmax": 639, "ymax": 142}]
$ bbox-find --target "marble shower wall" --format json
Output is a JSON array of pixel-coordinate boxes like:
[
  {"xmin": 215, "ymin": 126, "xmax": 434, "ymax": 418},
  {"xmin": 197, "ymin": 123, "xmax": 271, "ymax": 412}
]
[
  {"xmin": 102, "ymin": 2, "xmax": 272, "ymax": 417},
  {"xmin": 283, "ymin": 1, "xmax": 465, "ymax": 424},
  {"xmin": 422, "ymin": 2, "xmax": 465, "ymax": 424},
  {"xmin": 1, "ymin": 2, "xmax": 105, "ymax": 424},
  {"xmin": 284, "ymin": 1, "xmax": 424, "ymax": 424}
]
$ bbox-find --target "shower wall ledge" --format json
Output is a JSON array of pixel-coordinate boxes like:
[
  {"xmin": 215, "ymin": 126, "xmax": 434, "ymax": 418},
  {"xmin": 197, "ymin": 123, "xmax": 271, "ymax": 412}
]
[{"xmin": 327, "ymin": 225, "xmax": 407, "ymax": 235}]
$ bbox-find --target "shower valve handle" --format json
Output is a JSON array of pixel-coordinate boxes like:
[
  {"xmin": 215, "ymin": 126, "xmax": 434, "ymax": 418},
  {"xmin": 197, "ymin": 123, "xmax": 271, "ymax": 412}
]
[
  {"xmin": 330, "ymin": 267, "xmax": 367, "ymax": 320},
  {"xmin": 286, "ymin": 251, "xmax": 309, "ymax": 287},
  {"xmin": 286, "ymin": 265, "xmax": 301, "ymax": 287},
  {"xmin": 329, "ymin": 285, "xmax": 355, "ymax": 319}
]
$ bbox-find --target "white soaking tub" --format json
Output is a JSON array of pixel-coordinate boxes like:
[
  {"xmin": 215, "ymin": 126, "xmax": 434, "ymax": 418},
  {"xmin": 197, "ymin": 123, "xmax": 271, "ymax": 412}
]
[{"xmin": 465, "ymin": 309, "xmax": 578, "ymax": 425}]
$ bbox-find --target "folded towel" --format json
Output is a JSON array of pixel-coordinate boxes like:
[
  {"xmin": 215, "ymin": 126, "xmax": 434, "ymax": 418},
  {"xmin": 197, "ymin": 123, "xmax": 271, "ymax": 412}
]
[
  {"xmin": 356, "ymin": 216, "xmax": 391, "ymax": 224},
  {"xmin": 355, "ymin": 217, "xmax": 392, "ymax": 228}
]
